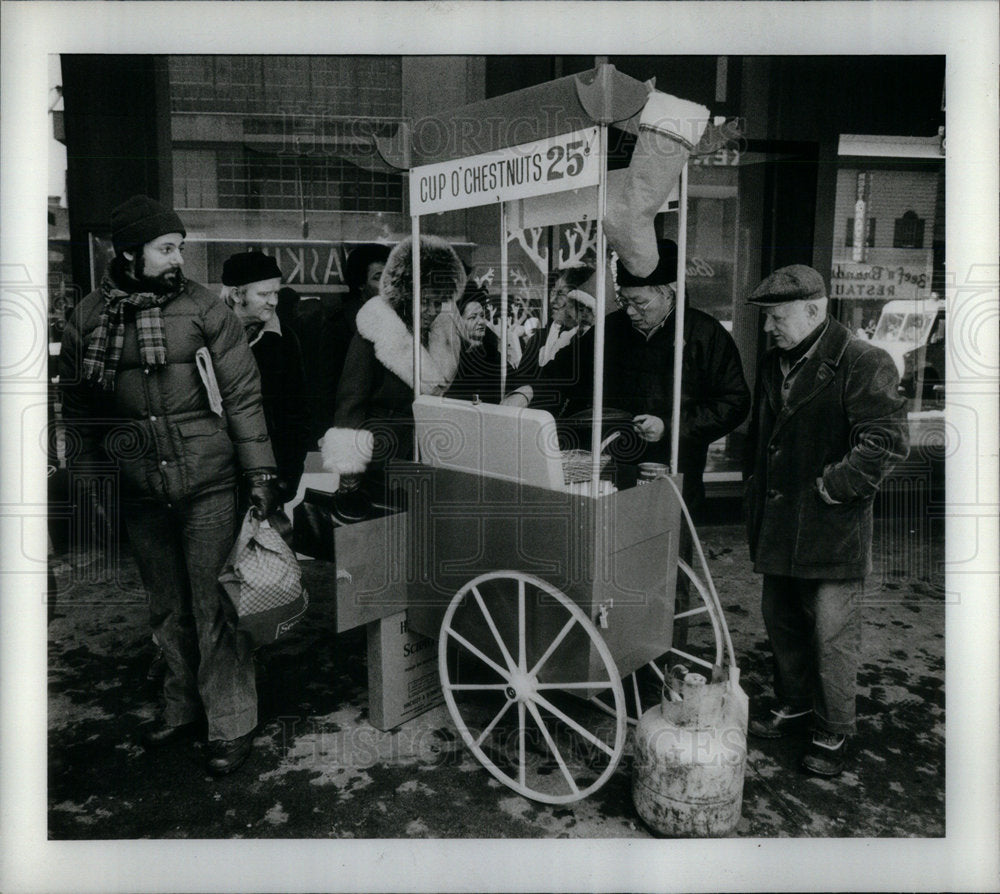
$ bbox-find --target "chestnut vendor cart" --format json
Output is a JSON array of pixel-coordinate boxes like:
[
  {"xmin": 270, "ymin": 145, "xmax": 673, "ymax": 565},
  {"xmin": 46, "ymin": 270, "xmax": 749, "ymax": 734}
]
[{"xmin": 294, "ymin": 64, "xmax": 738, "ymax": 805}]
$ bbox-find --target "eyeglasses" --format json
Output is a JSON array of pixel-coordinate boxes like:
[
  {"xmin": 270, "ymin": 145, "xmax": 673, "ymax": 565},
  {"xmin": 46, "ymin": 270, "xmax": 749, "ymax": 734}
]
[
  {"xmin": 615, "ymin": 285, "xmax": 675, "ymax": 313},
  {"xmin": 614, "ymin": 294, "xmax": 655, "ymax": 312}
]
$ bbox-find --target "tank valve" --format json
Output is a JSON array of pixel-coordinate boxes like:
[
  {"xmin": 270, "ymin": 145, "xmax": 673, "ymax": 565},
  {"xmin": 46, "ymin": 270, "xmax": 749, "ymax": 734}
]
[{"xmin": 597, "ymin": 599, "xmax": 614, "ymax": 629}]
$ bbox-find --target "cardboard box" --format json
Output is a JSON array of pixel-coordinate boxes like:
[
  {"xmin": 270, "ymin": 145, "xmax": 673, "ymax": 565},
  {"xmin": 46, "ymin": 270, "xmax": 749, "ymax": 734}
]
[{"xmin": 367, "ymin": 610, "xmax": 443, "ymax": 730}]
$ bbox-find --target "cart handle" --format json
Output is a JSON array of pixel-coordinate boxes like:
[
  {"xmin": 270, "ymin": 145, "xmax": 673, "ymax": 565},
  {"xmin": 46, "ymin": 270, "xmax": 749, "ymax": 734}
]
[{"xmin": 663, "ymin": 475, "xmax": 737, "ymax": 676}]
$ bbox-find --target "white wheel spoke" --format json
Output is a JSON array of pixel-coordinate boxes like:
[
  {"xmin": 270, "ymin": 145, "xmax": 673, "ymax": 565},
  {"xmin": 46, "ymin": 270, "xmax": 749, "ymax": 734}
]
[
  {"xmin": 527, "ymin": 615, "xmax": 578, "ymax": 678},
  {"xmin": 471, "ymin": 585, "xmax": 517, "ymax": 673},
  {"xmin": 525, "ymin": 701, "xmax": 579, "ymax": 796},
  {"xmin": 531, "ymin": 692, "xmax": 617, "ymax": 758},
  {"xmin": 631, "ymin": 672, "xmax": 642, "ymax": 713},
  {"xmin": 518, "ymin": 578, "xmax": 527, "ymax": 672},
  {"xmin": 518, "ymin": 701, "xmax": 526, "ymax": 789},
  {"xmin": 440, "ymin": 571, "xmax": 627, "ymax": 805},
  {"xmin": 473, "ymin": 697, "xmax": 516, "ymax": 749},
  {"xmin": 668, "ymin": 646, "xmax": 715, "ymax": 670},
  {"xmin": 674, "ymin": 605, "xmax": 709, "ymax": 621},
  {"xmin": 446, "ymin": 627, "xmax": 513, "ymax": 680}
]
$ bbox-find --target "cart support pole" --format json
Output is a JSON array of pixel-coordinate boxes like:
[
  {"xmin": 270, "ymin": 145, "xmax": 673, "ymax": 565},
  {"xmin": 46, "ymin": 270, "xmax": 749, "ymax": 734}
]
[
  {"xmin": 590, "ymin": 123, "xmax": 609, "ymax": 495},
  {"xmin": 500, "ymin": 201, "xmax": 509, "ymax": 400},
  {"xmin": 412, "ymin": 213, "xmax": 422, "ymax": 461},
  {"xmin": 670, "ymin": 163, "xmax": 689, "ymax": 477}
]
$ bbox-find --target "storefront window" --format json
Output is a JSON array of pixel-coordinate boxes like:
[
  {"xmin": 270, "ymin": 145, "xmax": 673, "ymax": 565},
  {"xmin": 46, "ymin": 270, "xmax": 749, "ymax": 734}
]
[
  {"xmin": 832, "ymin": 135, "xmax": 945, "ymax": 409},
  {"xmin": 658, "ymin": 151, "xmax": 744, "ymax": 481}
]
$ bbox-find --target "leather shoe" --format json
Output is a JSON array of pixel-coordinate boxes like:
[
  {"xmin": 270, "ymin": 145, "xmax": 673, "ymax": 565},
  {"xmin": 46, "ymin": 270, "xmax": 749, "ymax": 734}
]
[
  {"xmin": 206, "ymin": 730, "xmax": 255, "ymax": 776},
  {"xmin": 748, "ymin": 704, "xmax": 813, "ymax": 739},
  {"xmin": 139, "ymin": 718, "xmax": 203, "ymax": 749},
  {"xmin": 801, "ymin": 731, "xmax": 848, "ymax": 777}
]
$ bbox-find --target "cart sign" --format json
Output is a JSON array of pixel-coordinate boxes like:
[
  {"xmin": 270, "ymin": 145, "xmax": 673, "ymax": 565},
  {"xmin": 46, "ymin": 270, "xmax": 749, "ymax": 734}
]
[{"xmin": 410, "ymin": 127, "xmax": 600, "ymax": 215}]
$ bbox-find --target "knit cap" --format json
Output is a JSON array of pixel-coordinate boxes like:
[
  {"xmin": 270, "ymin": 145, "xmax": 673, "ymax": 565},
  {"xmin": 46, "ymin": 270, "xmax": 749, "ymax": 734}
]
[{"xmin": 111, "ymin": 195, "xmax": 186, "ymax": 254}]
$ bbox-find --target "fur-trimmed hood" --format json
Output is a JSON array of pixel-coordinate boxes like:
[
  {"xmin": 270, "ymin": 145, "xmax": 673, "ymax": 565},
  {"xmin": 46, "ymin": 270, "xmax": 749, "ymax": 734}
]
[
  {"xmin": 320, "ymin": 294, "xmax": 455, "ymax": 480},
  {"xmin": 355, "ymin": 294, "xmax": 453, "ymax": 394},
  {"xmin": 379, "ymin": 235, "xmax": 466, "ymax": 309},
  {"xmin": 320, "ymin": 241, "xmax": 463, "ymax": 482}
]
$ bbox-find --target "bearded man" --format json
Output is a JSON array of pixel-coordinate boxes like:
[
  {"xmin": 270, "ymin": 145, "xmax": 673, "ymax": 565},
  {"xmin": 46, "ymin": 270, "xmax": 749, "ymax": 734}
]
[{"xmin": 59, "ymin": 195, "xmax": 280, "ymax": 775}]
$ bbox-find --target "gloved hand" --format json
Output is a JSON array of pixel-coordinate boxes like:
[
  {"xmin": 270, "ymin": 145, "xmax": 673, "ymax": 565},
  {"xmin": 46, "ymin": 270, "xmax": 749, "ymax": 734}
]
[
  {"xmin": 338, "ymin": 473, "xmax": 362, "ymax": 494},
  {"xmin": 244, "ymin": 469, "xmax": 281, "ymax": 519}
]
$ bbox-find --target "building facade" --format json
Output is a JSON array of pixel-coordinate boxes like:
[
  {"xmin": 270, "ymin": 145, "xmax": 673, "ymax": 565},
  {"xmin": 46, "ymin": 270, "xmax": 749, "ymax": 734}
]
[{"xmin": 54, "ymin": 53, "xmax": 946, "ymax": 487}]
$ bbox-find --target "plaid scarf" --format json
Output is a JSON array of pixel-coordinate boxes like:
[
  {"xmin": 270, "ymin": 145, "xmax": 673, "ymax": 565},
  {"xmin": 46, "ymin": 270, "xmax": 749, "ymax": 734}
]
[{"xmin": 82, "ymin": 273, "xmax": 181, "ymax": 390}]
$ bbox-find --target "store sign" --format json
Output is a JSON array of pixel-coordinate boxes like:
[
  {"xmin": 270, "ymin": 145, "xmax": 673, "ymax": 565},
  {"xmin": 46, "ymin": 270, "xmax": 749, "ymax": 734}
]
[
  {"xmin": 830, "ymin": 260, "xmax": 932, "ymax": 300},
  {"xmin": 410, "ymin": 127, "xmax": 600, "ymax": 215}
]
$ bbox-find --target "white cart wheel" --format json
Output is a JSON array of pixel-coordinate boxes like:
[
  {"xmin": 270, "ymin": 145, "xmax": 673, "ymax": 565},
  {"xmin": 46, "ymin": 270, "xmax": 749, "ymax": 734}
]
[
  {"xmin": 439, "ymin": 571, "xmax": 627, "ymax": 804},
  {"xmin": 590, "ymin": 558, "xmax": 725, "ymax": 725}
]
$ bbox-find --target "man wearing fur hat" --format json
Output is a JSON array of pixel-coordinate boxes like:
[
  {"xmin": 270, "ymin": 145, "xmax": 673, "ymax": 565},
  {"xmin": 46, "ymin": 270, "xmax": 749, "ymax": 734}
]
[
  {"xmin": 743, "ymin": 264, "xmax": 909, "ymax": 776},
  {"xmin": 322, "ymin": 235, "xmax": 466, "ymax": 495},
  {"xmin": 221, "ymin": 250, "xmax": 310, "ymax": 509},
  {"xmin": 601, "ymin": 239, "xmax": 750, "ymax": 510},
  {"xmin": 515, "ymin": 239, "xmax": 750, "ymax": 515},
  {"xmin": 59, "ymin": 195, "xmax": 280, "ymax": 775}
]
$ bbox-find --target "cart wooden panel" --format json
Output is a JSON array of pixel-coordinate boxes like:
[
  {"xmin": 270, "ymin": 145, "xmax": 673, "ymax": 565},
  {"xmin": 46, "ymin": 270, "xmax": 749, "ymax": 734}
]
[{"xmin": 399, "ymin": 464, "xmax": 681, "ymax": 687}]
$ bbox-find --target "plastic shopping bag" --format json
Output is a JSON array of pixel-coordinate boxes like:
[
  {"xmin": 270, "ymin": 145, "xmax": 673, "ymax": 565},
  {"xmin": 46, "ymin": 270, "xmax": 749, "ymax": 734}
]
[{"xmin": 219, "ymin": 510, "xmax": 309, "ymax": 647}]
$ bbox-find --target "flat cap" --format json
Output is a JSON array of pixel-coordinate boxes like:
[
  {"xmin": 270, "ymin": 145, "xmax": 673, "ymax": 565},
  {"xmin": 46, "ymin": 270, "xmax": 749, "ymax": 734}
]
[
  {"xmin": 222, "ymin": 250, "xmax": 282, "ymax": 287},
  {"xmin": 748, "ymin": 264, "xmax": 826, "ymax": 305}
]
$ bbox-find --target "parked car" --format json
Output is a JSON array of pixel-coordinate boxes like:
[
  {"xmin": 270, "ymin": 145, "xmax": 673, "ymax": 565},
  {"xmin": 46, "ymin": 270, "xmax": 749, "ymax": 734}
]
[{"xmin": 866, "ymin": 297, "xmax": 945, "ymax": 400}]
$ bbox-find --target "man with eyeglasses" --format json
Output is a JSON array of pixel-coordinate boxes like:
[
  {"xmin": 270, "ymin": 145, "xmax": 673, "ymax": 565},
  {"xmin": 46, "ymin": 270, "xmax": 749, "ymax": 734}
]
[{"xmin": 576, "ymin": 238, "xmax": 750, "ymax": 514}]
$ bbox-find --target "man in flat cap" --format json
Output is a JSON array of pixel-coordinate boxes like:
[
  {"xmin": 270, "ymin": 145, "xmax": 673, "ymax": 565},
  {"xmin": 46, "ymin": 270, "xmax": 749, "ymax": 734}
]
[
  {"xmin": 59, "ymin": 196, "xmax": 281, "ymax": 775},
  {"xmin": 743, "ymin": 264, "xmax": 909, "ymax": 776}
]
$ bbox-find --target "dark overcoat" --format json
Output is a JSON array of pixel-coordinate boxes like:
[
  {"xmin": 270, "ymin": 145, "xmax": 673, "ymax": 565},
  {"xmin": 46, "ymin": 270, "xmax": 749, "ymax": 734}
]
[
  {"xmin": 321, "ymin": 295, "xmax": 452, "ymax": 478},
  {"xmin": 744, "ymin": 317, "xmax": 909, "ymax": 579},
  {"xmin": 249, "ymin": 327, "xmax": 311, "ymax": 501},
  {"xmin": 564, "ymin": 306, "xmax": 751, "ymax": 505}
]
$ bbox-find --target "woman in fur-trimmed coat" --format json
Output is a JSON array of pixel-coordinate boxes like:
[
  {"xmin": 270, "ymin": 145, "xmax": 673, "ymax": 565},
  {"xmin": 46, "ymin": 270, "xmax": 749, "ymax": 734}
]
[{"xmin": 321, "ymin": 235, "xmax": 466, "ymax": 489}]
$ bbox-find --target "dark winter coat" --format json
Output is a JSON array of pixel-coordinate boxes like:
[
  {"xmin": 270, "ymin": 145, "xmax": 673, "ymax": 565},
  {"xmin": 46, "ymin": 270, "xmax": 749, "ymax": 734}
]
[
  {"xmin": 248, "ymin": 325, "xmax": 311, "ymax": 501},
  {"xmin": 59, "ymin": 279, "xmax": 275, "ymax": 504},
  {"xmin": 321, "ymin": 295, "xmax": 453, "ymax": 478},
  {"xmin": 286, "ymin": 295, "xmax": 343, "ymax": 443},
  {"xmin": 565, "ymin": 307, "xmax": 750, "ymax": 492},
  {"xmin": 444, "ymin": 328, "xmax": 505, "ymax": 405},
  {"xmin": 743, "ymin": 317, "xmax": 909, "ymax": 579},
  {"xmin": 511, "ymin": 321, "xmax": 591, "ymax": 419}
]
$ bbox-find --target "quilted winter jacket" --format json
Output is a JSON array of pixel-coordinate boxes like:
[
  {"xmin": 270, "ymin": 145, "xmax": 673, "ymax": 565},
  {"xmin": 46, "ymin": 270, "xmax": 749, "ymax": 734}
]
[
  {"xmin": 59, "ymin": 278, "xmax": 275, "ymax": 504},
  {"xmin": 743, "ymin": 317, "xmax": 909, "ymax": 579}
]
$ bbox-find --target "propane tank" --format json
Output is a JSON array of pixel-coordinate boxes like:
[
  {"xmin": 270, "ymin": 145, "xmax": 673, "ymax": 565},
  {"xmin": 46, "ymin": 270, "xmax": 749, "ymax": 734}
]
[{"xmin": 632, "ymin": 666, "xmax": 748, "ymax": 837}]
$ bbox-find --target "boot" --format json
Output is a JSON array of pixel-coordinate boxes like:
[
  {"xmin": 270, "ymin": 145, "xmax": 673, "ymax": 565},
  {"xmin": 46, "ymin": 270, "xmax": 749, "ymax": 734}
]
[{"xmin": 605, "ymin": 90, "xmax": 710, "ymax": 279}]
